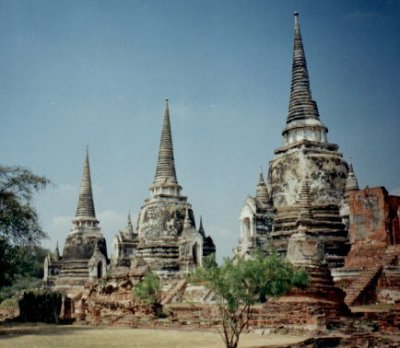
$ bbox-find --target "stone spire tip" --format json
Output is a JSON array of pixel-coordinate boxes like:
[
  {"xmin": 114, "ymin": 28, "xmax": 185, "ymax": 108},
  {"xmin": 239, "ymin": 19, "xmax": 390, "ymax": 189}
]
[
  {"xmin": 153, "ymin": 98, "xmax": 179, "ymax": 189},
  {"xmin": 74, "ymin": 148, "xmax": 97, "ymax": 222},
  {"xmin": 286, "ymin": 10, "xmax": 321, "ymax": 124},
  {"xmin": 198, "ymin": 215, "xmax": 205, "ymax": 236}
]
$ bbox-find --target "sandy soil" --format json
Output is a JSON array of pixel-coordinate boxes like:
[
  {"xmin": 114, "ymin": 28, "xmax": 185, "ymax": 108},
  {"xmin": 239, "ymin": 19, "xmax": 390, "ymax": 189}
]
[{"xmin": 0, "ymin": 323, "xmax": 307, "ymax": 348}]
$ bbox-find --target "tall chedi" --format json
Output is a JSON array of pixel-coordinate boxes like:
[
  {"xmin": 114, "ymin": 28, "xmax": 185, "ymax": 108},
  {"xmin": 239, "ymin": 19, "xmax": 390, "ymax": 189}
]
[
  {"xmin": 267, "ymin": 13, "xmax": 350, "ymax": 268},
  {"xmin": 43, "ymin": 149, "xmax": 108, "ymax": 292},
  {"xmin": 135, "ymin": 99, "xmax": 215, "ymax": 278}
]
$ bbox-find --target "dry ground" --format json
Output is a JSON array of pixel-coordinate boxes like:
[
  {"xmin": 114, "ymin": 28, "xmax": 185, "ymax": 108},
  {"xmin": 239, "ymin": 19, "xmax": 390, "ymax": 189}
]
[{"xmin": 0, "ymin": 324, "xmax": 307, "ymax": 348}]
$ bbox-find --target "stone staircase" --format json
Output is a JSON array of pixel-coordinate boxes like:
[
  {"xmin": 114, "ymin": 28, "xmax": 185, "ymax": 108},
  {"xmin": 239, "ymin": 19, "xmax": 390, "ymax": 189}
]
[
  {"xmin": 345, "ymin": 265, "xmax": 382, "ymax": 306},
  {"xmin": 345, "ymin": 245, "xmax": 400, "ymax": 306},
  {"xmin": 161, "ymin": 279, "xmax": 187, "ymax": 305}
]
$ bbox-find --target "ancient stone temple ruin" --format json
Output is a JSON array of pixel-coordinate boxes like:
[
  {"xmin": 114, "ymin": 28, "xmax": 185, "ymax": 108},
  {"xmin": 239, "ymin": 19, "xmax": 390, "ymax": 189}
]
[
  {"xmin": 112, "ymin": 99, "xmax": 215, "ymax": 278},
  {"xmin": 43, "ymin": 149, "xmax": 108, "ymax": 293},
  {"xmin": 44, "ymin": 99, "xmax": 215, "ymax": 296},
  {"xmin": 135, "ymin": 99, "xmax": 215, "ymax": 277},
  {"xmin": 110, "ymin": 214, "xmax": 138, "ymax": 271},
  {"xmin": 236, "ymin": 13, "xmax": 350, "ymax": 269},
  {"xmin": 235, "ymin": 13, "xmax": 400, "ymax": 310}
]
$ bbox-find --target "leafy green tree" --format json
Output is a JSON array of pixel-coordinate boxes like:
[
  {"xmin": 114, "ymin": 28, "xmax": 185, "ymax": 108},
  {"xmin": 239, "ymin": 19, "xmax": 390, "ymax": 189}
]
[
  {"xmin": 0, "ymin": 165, "xmax": 49, "ymax": 245},
  {"xmin": 0, "ymin": 165, "xmax": 49, "ymax": 289},
  {"xmin": 192, "ymin": 252, "xmax": 309, "ymax": 348},
  {"xmin": 133, "ymin": 271, "xmax": 161, "ymax": 305}
]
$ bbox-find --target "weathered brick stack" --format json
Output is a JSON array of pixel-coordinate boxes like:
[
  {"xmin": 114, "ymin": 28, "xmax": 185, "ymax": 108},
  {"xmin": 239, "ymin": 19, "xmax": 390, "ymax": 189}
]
[
  {"xmin": 334, "ymin": 187, "xmax": 400, "ymax": 305},
  {"xmin": 162, "ymin": 304, "xmax": 221, "ymax": 329},
  {"xmin": 81, "ymin": 269, "xmax": 156, "ymax": 327}
]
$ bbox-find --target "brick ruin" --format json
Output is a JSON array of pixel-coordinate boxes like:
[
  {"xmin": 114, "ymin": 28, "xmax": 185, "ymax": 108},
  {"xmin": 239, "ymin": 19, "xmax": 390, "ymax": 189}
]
[{"xmin": 334, "ymin": 187, "xmax": 400, "ymax": 306}]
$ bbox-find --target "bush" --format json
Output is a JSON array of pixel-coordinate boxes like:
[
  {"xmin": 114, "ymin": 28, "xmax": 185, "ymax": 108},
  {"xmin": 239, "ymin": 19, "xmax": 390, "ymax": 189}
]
[
  {"xmin": 0, "ymin": 275, "xmax": 42, "ymax": 303},
  {"xmin": 18, "ymin": 290, "xmax": 62, "ymax": 323},
  {"xmin": 133, "ymin": 272, "xmax": 161, "ymax": 306},
  {"xmin": 0, "ymin": 297, "xmax": 18, "ymax": 309}
]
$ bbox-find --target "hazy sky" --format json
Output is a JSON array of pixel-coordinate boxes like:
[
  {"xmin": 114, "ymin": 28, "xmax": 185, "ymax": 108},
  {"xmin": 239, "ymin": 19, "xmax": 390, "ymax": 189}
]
[{"xmin": 1, "ymin": 0, "xmax": 399, "ymax": 260}]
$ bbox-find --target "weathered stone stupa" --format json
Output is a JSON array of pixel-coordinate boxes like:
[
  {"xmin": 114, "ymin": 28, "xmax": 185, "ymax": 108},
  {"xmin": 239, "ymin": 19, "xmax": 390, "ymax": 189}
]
[
  {"xmin": 110, "ymin": 214, "xmax": 139, "ymax": 272},
  {"xmin": 237, "ymin": 13, "xmax": 350, "ymax": 268},
  {"xmin": 235, "ymin": 171, "xmax": 274, "ymax": 258},
  {"xmin": 134, "ymin": 99, "xmax": 215, "ymax": 278},
  {"xmin": 43, "ymin": 149, "xmax": 108, "ymax": 292}
]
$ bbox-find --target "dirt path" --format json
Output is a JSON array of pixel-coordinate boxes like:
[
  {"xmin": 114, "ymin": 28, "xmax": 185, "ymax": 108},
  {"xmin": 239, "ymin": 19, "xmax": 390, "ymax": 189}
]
[{"xmin": 0, "ymin": 323, "xmax": 307, "ymax": 348}]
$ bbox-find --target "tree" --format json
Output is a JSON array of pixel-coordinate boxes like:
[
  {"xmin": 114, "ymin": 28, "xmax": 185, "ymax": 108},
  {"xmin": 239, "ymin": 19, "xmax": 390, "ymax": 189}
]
[
  {"xmin": 0, "ymin": 165, "xmax": 49, "ymax": 245},
  {"xmin": 0, "ymin": 165, "xmax": 49, "ymax": 289},
  {"xmin": 133, "ymin": 271, "xmax": 164, "ymax": 317},
  {"xmin": 192, "ymin": 252, "xmax": 309, "ymax": 348},
  {"xmin": 134, "ymin": 271, "xmax": 161, "ymax": 306}
]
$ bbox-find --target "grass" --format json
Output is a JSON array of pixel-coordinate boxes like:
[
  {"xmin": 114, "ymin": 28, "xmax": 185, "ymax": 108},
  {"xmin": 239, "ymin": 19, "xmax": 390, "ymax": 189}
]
[{"xmin": 0, "ymin": 324, "xmax": 307, "ymax": 348}]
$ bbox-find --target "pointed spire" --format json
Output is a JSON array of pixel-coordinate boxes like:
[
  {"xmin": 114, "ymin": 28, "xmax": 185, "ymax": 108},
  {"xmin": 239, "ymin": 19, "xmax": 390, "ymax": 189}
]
[
  {"xmin": 198, "ymin": 216, "xmax": 205, "ymax": 237},
  {"xmin": 54, "ymin": 241, "xmax": 60, "ymax": 259},
  {"xmin": 154, "ymin": 98, "xmax": 178, "ymax": 185},
  {"xmin": 287, "ymin": 12, "xmax": 320, "ymax": 123},
  {"xmin": 125, "ymin": 213, "xmax": 134, "ymax": 235},
  {"xmin": 349, "ymin": 161, "xmax": 354, "ymax": 174},
  {"xmin": 183, "ymin": 206, "xmax": 191, "ymax": 230},
  {"xmin": 345, "ymin": 159, "xmax": 359, "ymax": 196},
  {"xmin": 75, "ymin": 147, "xmax": 96, "ymax": 219},
  {"xmin": 256, "ymin": 169, "xmax": 270, "ymax": 206}
]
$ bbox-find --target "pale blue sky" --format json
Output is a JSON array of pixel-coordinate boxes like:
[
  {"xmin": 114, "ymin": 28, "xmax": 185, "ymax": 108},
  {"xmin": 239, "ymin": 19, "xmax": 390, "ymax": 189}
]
[{"xmin": 1, "ymin": 0, "xmax": 399, "ymax": 260}]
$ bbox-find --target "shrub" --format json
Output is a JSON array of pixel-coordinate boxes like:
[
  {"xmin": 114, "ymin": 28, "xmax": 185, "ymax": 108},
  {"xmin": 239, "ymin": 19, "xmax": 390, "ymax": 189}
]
[{"xmin": 18, "ymin": 290, "xmax": 62, "ymax": 323}]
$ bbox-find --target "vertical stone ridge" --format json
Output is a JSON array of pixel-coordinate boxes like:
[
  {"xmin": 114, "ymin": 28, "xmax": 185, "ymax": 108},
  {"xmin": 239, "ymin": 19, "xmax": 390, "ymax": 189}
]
[
  {"xmin": 75, "ymin": 147, "xmax": 96, "ymax": 218},
  {"xmin": 154, "ymin": 98, "xmax": 178, "ymax": 185},
  {"xmin": 287, "ymin": 12, "xmax": 320, "ymax": 123}
]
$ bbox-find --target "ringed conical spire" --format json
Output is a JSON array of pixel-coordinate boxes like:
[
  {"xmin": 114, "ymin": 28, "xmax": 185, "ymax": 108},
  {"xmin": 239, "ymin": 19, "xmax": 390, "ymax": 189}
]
[
  {"xmin": 287, "ymin": 12, "xmax": 320, "ymax": 123},
  {"xmin": 154, "ymin": 99, "xmax": 178, "ymax": 185},
  {"xmin": 124, "ymin": 213, "xmax": 134, "ymax": 235},
  {"xmin": 255, "ymin": 170, "xmax": 270, "ymax": 206},
  {"xmin": 345, "ymin": 160, "xmax": 359, "ymax": 196},
  {"xmin": 75, "ymin": 147, "xmax": 97, "ymax": 219}
]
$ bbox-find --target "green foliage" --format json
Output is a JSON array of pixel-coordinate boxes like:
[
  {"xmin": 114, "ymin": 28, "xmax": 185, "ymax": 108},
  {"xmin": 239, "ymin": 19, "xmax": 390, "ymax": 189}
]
[
  {"xmin": 133, "ymin": 272, "xmax": 161, "ymax": 305},
  {"xmin": 18, "ymin": 290, "xmax": 62, "ymax": 323},
  {"xmin": 203, "ymin": 253, "xmax": 218, "ymax": 270},
  {"xmin": 0, "ymin": 165, "xmax": 49, "ymax": 245},
  {"xmin": 0, "ymin": 240, "xmax": 49, "ymax": 289},
  {"xmin": 191, "ymin": 252, "xmax": 309, "ymax": 348},
  {"xmin": 0, "ymin": 297, "xmax": 18, "ymax": 309},
  {"xmin": 0, "ymin": 275, "xmax": 43, "ymax": 303},
  {"xmin": 0, "ymin": 165, "xmax": 49, "ymax": 291}
]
